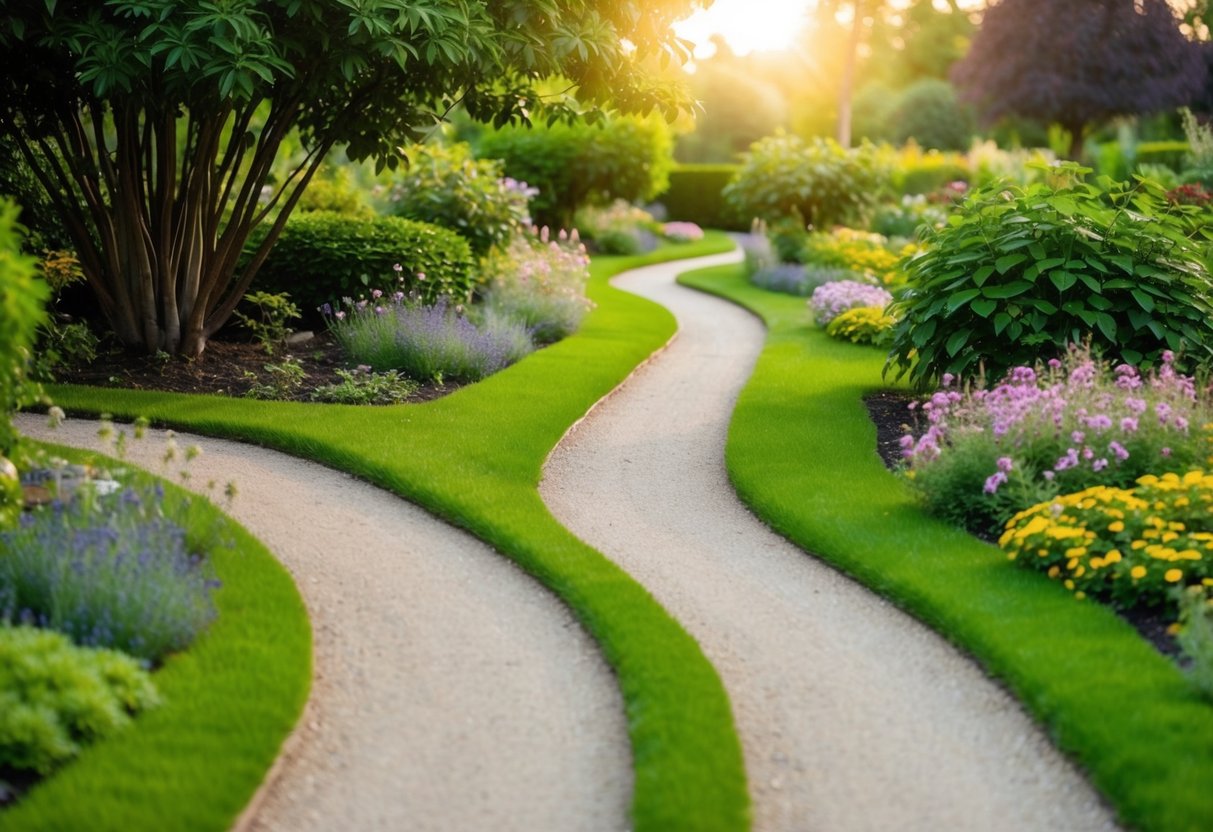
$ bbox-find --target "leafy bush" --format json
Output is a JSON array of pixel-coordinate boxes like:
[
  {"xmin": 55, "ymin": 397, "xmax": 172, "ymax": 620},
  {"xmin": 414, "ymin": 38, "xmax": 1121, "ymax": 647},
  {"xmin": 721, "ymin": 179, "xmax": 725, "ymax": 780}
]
[
  {"xmin": 1177, "ymin": 584, "xmax": 1213, "ymax": 700},
  {"xmin": 575, "ymin": 200, "xmax": 659, "ymax": 255},
  {"xmin": 723, "ymin": 132, "xmax": 887, "ymax": 230},
  {"xmin": 252, "ymin": 212, "xmax": 474, "ymax": 325},
  {"xmin": 809, "ymin": 281, "xmax": 894, "ymax": 326},
  {"xmin": 1135, "ymin": 140, "xmax": 1190, "ymax": 174},
  {"xmin": 243, "ymin": 355, "xmax": 306, "ymax": 400},
  {"xmin": 870, "ymin": 194, "xmax": 949, "ymax": 238},
  {"xmin": 0, "ymin": 626, "xmax": 159, "ymax": 774},
  {"xmin": 851, "ymin": 81, "xmax": 900, "ymax": 144},
  {"xmin": 29, "ymin": 249, "xmax": 99, "ymax": 383},
  {"xmin": 311, "ymin": 367, "xmax": 418, "ymax": 405},
  {"xmin": 481, "ymin": 227, "xmax": 594, "ymax": 344},
  {"xmin": 0, "ymin": 482, "xmax": 221, "ymax": 663},
  {"xmin": 296, "ymin": 167, "xmax": 372, "ymax": 217},
  {"xmin": 658, "ymin": 164, "xmax": 746, "ymax": 231},
  {"xmin": 233, "ymin": 291, "xmax": 300, "ymax": 355},
  {"xmin": 890, "ymin": 80, "xmax": 975, "ymax": 152},
  {"xmin": 825, "ymin": 306, "xmax": 898, "ymax": 347},
  {"xmin": 383, "ymin": 143, "xmax": 534, "ymax": 256},
  {"xmin": 966, "ymin": 139, "xmax": 1055, "ymax": 187},
  {"xmin": 0, "ymin": 198, "xmax": 48, "ymax": 527},
  {"xmin": 998, "ymin": 473, "xmax": 1213, "ymax": 614},
  {"xmin": 900, "ymin": 347, "xmax": 1213, "ymax": 538},
  {"xmin": 885, "ymin": 163, "xmax": 1213, "ymax": 390},
  {"xmin": 326, "ymin": 295, "xmax": 533, "ymax": 382},
  {"xmin": 476, "ymin": 116, "xmax": 673, "ymax": 228}
]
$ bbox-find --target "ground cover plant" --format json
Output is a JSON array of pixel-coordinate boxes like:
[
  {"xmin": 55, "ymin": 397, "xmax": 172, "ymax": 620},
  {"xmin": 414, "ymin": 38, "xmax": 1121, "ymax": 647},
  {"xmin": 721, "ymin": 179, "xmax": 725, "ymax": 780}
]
[
  {"xmin": 41, "ymin": 236, "xmax": 748, "ymax": 832},
  {"xmin": 678, "ymin": 262, "xmax": 1213, "ymax": 832}
]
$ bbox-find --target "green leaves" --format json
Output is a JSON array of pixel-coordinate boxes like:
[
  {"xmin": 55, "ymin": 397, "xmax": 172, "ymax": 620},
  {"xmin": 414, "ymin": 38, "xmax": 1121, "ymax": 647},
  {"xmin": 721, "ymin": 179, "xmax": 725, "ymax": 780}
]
[{"xmin": 886, "ymin": 165, "xmax": 1213, "ymax": 389}]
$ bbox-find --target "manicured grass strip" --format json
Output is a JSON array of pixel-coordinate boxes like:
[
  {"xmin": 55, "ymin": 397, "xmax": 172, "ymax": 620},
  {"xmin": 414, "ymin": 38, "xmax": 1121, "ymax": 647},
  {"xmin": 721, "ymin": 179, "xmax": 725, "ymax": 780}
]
[
  {"xmin": 2, "ymin": 442, "xmax": 311, "ymax": 832},
  {"xmin": 678, "ymin": 264, "xmax": 1213, "ymax": 832},
  {"xmin": 44, "ymin": 236, "xmax": 750, "ymax": 832}
]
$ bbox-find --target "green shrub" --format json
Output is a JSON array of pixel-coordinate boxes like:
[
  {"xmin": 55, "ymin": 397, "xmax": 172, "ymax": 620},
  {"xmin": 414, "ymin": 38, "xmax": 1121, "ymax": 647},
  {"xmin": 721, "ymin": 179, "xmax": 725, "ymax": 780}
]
[
  {"xmin": 233, "ymin": 291, "xmax": 301, "ymax": 355},
  {"xmin": 574, "ymin": 200, "xmax": 658, "ymax": 255},
  {"xmin": 886, "ymin": 163, "xmax": 1213, "ymax": 390},
  {"xmin": 383, "ymin": 142, "xmax": 533, "ymax": 256},
  {"xmin": 476, "ymin": 116, "xmax": 673, "ymax": 228},
  {"xmin": 723, "ymin": 132, "xmax": 887, "ymax": 230},
  {"xmin": 998, "ymin": 472, "xmax": 1213, "ymax": 616},
  {"xmin": 1135, "ymin": 140, "xmax": 1190, "ymax": 173},
  {"xmin": 851, "ymin": 82, "xmax": 900, "ymax": 144},
  {"xmin": 890, "ymin": 80, "xmax": 975, "ymax": 152},
  {"xmin": 0, "ymin": 197, "xmax": 48, "ymax": 519},
  {"xmin": 311, "ymin": 367, "xmax": 418, "ymax": 405},
  {"xmin": 252, "ymin": 212, "xmax": 474, "ymax": 323},
  {"xmin": 296, "ymin": 167, "xmax": 372, "ymax": 217},
  {"xmin": 825, "ymin": 305, "xmax": 898, "ymax": 347},
  {"xmin": 658, "ymin": 165, "xmax": 746, "ymax": 231},
  {"xmin": 0, "ymin": 626, "xmax": 159, "ymax": 774}
]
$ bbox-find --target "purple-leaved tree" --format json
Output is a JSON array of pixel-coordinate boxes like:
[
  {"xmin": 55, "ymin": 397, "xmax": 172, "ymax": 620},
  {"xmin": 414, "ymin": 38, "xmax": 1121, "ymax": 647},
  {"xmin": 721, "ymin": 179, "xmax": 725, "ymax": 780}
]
[{"xmin": 952, "ymin": 0, "xmax": 1205, "ymax": 159}]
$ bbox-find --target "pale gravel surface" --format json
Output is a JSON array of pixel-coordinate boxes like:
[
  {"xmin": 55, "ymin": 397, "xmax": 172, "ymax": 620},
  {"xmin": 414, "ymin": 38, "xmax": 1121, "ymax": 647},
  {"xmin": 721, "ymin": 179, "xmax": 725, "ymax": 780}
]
[
  {"xmin": 16, "ymin": 414, "xmax": 631, "ymax": 832},
  {"xmin": 540, "ymin": 252, "xmax": 1122, "ymax": 832}
]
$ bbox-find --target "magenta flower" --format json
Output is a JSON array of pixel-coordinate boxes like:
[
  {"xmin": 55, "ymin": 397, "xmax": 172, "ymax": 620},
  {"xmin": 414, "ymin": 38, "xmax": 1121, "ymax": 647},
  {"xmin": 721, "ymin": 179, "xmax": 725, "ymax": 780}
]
[{"xmin": 983, "ymin": 471, "xmax": 1008, "ymax": 494}]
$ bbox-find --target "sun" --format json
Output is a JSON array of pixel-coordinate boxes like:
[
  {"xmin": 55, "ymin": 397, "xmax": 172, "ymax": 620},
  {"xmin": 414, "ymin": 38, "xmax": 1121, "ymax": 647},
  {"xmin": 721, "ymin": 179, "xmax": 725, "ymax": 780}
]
[{"xmin": 673, "ymin": 0, "xmax": 814, "ymax": 57}]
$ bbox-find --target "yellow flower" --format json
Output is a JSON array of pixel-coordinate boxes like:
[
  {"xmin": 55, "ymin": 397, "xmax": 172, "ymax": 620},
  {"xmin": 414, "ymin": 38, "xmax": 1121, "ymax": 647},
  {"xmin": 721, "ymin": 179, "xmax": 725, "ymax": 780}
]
[
  {"xmin": 1164, "ymin": 568, "xmax": 1183, "ymax": 583},
  {"xmin": 1048, "ymin": 566, "xmax": 1060, "ymax": 578},
  {"xmin": 1064, "ymin": 579, "xmax": 1075, "ymax": 591},
  {"xmin": 1104, "ymin": 549, "xmax": 1123, "ymax": 564},
  {"xmin": 1131, "ymin": 566, "xmax": 1147, "ymax": 580},
  {"xmin": 1107, "ymin": 520, "xmax": 1125, "ymax": 533},
  {"xmin": 1074, "ymin": 591, "xmax": 1086, "ymax": 601}
]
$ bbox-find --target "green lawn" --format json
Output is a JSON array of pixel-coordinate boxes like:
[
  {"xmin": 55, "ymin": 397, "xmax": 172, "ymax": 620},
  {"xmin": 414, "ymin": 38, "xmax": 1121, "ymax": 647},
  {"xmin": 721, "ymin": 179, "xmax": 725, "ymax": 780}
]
[
  {"xmin": 1, "ymin": 442, "xmax": 311, "ymax": 832},
  {"xmin": 679, "ymin": 263, "xmax": 1213, "ymax": 832},
  {"xmin": 39, "ymin": 236, "xmax": 751, "ymax": 832}
]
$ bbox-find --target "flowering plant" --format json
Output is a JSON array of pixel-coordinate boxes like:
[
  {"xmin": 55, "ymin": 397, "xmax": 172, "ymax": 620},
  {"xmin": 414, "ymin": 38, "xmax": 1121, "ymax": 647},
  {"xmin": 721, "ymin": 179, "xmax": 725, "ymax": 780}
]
[
  {"xmin": 825, "ymin": 306, "xmax": 898, "ymax": 347},
  {"xmin": 801, "ymin": 228, "xmax": 914, "ymax": 286},
  {"xmin": 574, "ymin": 199, "xmax": 658, "ymax": 255},
  {"xmin": 480, "ymin": 225, "xmax": 594, "ymax": 344},
  {"xmin": 999, "ymin": 473, "xmax": 1213, "ymax": 614},
  {"xmin": 809, "ymin": 280, "xmax": 893, "ymax": 326},
  {"xmin": 660, "ymin": 221, "xmax": 704, "ymax": 243},
  {"xmin": 902, "ymin": 346, "xmax": 1213, "ymax": 537}
]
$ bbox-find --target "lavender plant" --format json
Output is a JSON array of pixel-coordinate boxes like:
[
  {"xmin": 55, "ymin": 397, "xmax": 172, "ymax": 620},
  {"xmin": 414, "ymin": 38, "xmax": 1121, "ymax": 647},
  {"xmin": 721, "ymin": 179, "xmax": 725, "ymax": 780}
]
[
  {"xmin": 480, "ymin": 226, "xmax": 594, "ymax": 344},
  {"xmin": 809, "ymin": 281, "xmax": 894, "ymax": 326},
  {"xmin": 900, "ymin": 346, "xmax": 1213, "ymax": 537},
  {"xmin": 0, "ymin": 482, "xmax": 221, "ymax": 663},
  {"xmin": 325, "ymin": 293, "xmax": 533, "ymax": 382}
]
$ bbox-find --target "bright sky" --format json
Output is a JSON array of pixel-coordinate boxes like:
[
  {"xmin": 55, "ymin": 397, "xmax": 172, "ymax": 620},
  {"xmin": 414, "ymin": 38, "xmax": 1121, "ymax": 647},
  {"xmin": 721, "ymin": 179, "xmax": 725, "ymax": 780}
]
[{"xmin": 673, "ymin": 0, "xmax": 814, "ymax": 57}]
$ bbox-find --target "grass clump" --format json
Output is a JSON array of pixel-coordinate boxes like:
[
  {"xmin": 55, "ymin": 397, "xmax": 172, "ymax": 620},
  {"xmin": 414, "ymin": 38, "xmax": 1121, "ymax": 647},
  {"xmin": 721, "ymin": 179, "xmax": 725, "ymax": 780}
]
[{"xmin": 0, "ymin": 626, "xmax": 159, "ymax": 775}]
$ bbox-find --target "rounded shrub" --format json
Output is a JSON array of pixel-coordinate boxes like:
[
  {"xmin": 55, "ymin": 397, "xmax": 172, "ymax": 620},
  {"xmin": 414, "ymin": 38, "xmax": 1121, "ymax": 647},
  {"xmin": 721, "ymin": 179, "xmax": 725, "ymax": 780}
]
[
  {"xmin": 886, "ymin": 163, "xmax": 1213, "ymax": 389},
  {"xmin": 890, "ymin": 79, "xmax": 975, "ymax": 152},
  {"xmin": 658, "ymin": 164, "xmax": 745, "ymax": 231},
  {"xmin": 297, "ymin": 167, "xmax": 373, "ymax": 217},
  {"xmin": 252, "ymin": 211, "xmax": 474, "ymax": 323},
  {"xmin": 826, "ymin": 306, "xmax": 898, "ymax": 347},
  {"xmin": 723, "ymin": 132, "xmax": 887, "ymax": 230},
  {"xmin": 476, "ymin": 116, "xmax": 673, "ymax": 229},
  {"xmin": 383, "ymin": 142, "xmax": 533, "ymax": 256},
  {"xmin": 0, "ymin": 626, "xmax": 160, "ymax": 774}
]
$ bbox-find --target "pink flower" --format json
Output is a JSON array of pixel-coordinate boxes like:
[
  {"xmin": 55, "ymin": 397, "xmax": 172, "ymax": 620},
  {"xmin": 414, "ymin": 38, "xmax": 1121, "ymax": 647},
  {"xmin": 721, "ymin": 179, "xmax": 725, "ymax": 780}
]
[
  {"xmin": 1092, "ymin": 458, "xmax": 1108, "ymax": 472},
  {"xmin": 1119, "ymin": 416, "xmax": 1138, "ymax": 433},
  {"xmin": 1161, "ymin": 447, "xmax": 1172, "ymax": 458},
  {"xmin": 996, "ymin": 456, "xmax": 1014, "ymax": 473},
  {"xmin": 984, "ymin": 471, "xmax": 1008, "ymax": 494},
  {"xmin": 1108, "ymin": 441, "xmax": 1129, "ymax": 462}
]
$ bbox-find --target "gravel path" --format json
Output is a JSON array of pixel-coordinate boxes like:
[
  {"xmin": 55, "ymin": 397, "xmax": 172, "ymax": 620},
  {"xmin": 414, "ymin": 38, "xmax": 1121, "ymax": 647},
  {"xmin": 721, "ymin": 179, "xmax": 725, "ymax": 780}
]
[
  {"xmin": 16, "ymin": 415, "xmax": 631, "ymax": 832},
  {"xmin": 540, "ymin": 254, "xmax": 1121, "ymax": 832}
]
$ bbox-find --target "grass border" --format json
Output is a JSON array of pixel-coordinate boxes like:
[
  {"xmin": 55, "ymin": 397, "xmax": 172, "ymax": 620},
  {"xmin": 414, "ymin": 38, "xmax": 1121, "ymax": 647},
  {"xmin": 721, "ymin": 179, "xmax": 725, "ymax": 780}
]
[
  {"xmin": 1, "ymin": 441, "xmax": 311, "ymax": 832},
  {"xmin": 36, "ymin": 236, "xmax": 750, "ymax": 832},
  {"xmin": 678, "ymin": 263, "xmax": 1213, "ymax": 832}
]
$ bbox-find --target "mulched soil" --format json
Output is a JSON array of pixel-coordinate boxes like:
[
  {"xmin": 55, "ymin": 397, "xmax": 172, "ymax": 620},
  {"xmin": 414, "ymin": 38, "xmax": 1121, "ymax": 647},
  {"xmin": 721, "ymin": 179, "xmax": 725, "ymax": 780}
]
[
  {"xmin": 54, "ymin": 330, "xmax": 459, "ymax": 403},
  {"xmin": 862, "ymin": 390, "xmax": 1180, "ymax": 658}
]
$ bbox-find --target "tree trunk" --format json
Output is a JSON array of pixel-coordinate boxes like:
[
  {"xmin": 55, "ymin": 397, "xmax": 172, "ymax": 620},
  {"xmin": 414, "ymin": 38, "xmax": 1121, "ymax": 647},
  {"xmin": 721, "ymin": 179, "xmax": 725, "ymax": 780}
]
[
  {"xmin": 836, "ymin": 1, "xmax": 867, "ymax": 148},
  {"xmin": 1066, "ymin": 121, "xmax": 1086, "ymax": 161}
]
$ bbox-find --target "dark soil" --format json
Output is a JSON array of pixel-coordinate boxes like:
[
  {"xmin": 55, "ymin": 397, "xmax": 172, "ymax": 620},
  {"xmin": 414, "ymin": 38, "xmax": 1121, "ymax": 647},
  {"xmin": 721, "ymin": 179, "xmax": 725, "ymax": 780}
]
[
  {"xmin": 861, "ymin": 390, "xmax": 1181, "ymax": 658},
  {"xmin": 54, "ymin": 330, "xmax": 459, "ymax": 403}
]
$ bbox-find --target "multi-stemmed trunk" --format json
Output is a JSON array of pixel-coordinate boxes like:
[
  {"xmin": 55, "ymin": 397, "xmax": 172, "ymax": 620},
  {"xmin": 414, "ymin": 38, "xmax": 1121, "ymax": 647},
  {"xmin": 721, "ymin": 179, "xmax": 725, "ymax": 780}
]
[{"xmin": 5, "ymin": 94, "xmax": 329, "ymax": 357}]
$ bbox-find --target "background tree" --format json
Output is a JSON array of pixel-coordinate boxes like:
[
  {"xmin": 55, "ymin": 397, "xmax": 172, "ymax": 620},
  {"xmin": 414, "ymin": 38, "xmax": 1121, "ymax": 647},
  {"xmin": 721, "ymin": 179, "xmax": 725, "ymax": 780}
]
[
  {"xmin": 952, "ymin": 0, "xmax": 1204, "ymax": 160},
  {"xmin": 0, "ymin": 0, "xmax": 701, "ymax": 357}
]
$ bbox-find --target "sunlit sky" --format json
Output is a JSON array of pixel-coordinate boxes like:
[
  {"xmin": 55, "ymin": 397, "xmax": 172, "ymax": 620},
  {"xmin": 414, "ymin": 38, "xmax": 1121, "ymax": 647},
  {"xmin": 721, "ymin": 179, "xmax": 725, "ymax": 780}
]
[{"xmin": 673, "ymin": 0, "xmax": 986, "ymax": 57}]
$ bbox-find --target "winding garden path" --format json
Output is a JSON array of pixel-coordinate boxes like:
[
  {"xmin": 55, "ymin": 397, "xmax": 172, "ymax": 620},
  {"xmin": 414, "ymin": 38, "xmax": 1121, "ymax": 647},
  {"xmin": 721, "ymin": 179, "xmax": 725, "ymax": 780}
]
[
  {"xmin": 540, "ymin": 254, "xmax": 1121, "ymax": 831},
  {"xmin": 15, "ymin": 415, "xmax": 632, "ymax": 832}
]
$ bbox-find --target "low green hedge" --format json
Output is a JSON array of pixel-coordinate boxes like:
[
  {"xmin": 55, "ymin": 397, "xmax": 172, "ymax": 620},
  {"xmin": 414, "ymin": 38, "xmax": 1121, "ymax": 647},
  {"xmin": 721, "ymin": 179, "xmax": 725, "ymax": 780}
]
[
  {"xmin": 658, "ymin": 164, "xmax": 746, "ymax": 231},
  {"xmin": 250, "ymin": 211, "xmax": 475, "ymax": 324}
]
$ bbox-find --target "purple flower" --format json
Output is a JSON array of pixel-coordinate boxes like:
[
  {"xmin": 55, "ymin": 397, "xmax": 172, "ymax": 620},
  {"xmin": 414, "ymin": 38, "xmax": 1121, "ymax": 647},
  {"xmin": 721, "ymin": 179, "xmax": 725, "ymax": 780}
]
[
  {"xmin": 1109, "ymin": 441, "xmax": 1129, "ymax": 461},
  {"xmin": 1092, "ymin": 458, "xmax": 1108, "ymax": 472},
  {"xmin": 983, "ymin": 471, "xmax": 1008, "ymax": 494},
  {"xmin": 808, "ymin": 280, "xmax": 893, "ymax": 325},
  {"xmin": 1161, "ymin": 447, "xmax": 1172, "ymax": 458},
  {"xmin": 996, "ymin": 456, "xmax": 1014, "ymax": 473},
  {"xmin": 1119, "ymin": 416, "xmax": 1138, "ymax": 432},
  {"xmin": 1071, "ymin": 430, "xmax": 1085, "ymax": 444}
]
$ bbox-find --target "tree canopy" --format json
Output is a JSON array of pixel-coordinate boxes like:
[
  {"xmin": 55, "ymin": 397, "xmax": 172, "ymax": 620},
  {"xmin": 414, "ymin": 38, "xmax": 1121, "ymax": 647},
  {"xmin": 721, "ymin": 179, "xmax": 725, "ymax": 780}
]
[
  {"xmin": 952, "ymin": 0, "xmax": 1205, "ymax": 159},
  {"xmin": 0, "ymin": 0, "xmax": 703, "ymax": 356}
]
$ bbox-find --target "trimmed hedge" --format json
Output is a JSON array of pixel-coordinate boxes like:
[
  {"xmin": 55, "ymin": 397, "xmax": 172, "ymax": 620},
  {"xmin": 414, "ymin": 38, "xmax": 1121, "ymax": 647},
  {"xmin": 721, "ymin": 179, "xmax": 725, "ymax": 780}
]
[
  {"xmin": 658, "ymin": 165, "xmax": 746, "ymax": 231},
  {"xmin": 251, "ymin": 211, "xmax": 474, "ymax": 325}
]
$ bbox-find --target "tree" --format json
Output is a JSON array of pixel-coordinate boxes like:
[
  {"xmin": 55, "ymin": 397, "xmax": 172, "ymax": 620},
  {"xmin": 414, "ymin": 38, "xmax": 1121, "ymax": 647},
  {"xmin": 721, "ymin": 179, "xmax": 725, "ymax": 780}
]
[
  {"xmin": 952, "ymin": 0, "xmax": 1204, "ymax": 160},
  {"xmin": 0, "ymin": 0, "xmax": 701, "ymax": 357}
]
